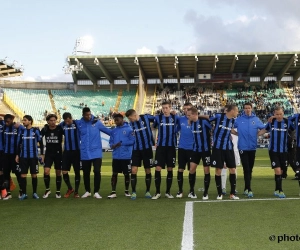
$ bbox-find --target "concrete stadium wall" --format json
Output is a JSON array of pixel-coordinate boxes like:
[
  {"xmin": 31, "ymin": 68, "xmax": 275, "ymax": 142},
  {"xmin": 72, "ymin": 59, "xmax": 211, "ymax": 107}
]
[{"xmin": 0, "ymin": 80, "xmax": 74, "ymax": 90}]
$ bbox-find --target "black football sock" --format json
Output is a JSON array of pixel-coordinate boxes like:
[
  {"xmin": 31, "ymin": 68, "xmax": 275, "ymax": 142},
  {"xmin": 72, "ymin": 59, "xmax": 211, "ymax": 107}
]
[
  {"xmin": 111, "ymin": 173, "xmax": 118, "ymax": 192},
  {"xmin": 32, "ymin": 177, "xmax": 37, "ymax": 194},
  {"xmin": 154, "ymin": 171, "xmax": 161, "ymax": 194},
  {"xmin": 21, "ymin": 177, "xmax": 27, "ymax": 195},
  {"xmin": 229, "ymin": 173, "xmax": 236, "ymax": 195},
  {"xmin": 145, "ymin": 173, "xmax": 151, "ymax": 192},
  {"xmin": 131, "ymin": 174, "xmax": 137, "ymax": 193},
  {"xmin": 56, "ymin": 175, "xmax": 62, "ymax": 192},
  {"xmin": 44, "ymin": 174, "xmax": 50, "ymax": 190},
  {"xmin": 0, "ymin": 174, "xmax": 3, "ymax": 189},
  {"xmin": 177, "ymin": 171, "xmax": 184, "ymax": 193},
  {"xmin": 15, "ymin": 172, "xmax": 22, "ymax": 190},
  {"xmin": 204, "ymin": 173, "xmax": 211, "ymax": 196},
  {"xmin": 189, "ymin": 173, "xmax": 196, "ymax": 193},
  {"xmin": 275, "ymin": 174, "xmax": 282, "ymax": 192},
  {"xmin": 74, "ymin": 170, "xmax": 80, "ymax": 193},
  {"xmin": 63, "ymin": 173, "xmax": 72, "ymax": 190},
  {"xmin": 166, "ymin": 171, "xmax": 173, "ymax": 193},
  {"xmin": 215, "ymin": 175, "xmax": 222, "ymax": 195},
  {"xmin": 124, "ymin": 174, "xmax": 130, "ymax": 191}
]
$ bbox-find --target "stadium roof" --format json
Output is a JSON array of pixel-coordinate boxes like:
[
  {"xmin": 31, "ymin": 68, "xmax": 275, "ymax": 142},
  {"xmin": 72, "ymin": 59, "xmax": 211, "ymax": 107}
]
[
  {"xmin": 68, "ymin": 51, "xmax": 300, "ymax": 84},
  {"xmin": 0, "ymin": 60, "xmax": 23, "ymax": 78}
]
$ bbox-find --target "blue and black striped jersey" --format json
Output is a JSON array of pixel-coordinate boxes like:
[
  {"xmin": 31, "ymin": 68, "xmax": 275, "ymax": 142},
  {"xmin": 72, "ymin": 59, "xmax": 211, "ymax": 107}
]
[
  {"xmin": 60, "ymin": 121, "xmax": 80, "ymax": 151},
  {"xmin": 3, "ymin": 124, "xmax": 24, "ymax": 154},
  {"xmin": 191, "ymin": 118, "xmax": 212, "ymax": 152}
]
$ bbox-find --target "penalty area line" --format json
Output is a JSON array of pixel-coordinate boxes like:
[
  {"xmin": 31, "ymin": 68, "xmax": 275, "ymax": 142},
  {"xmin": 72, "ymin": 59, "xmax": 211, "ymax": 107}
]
[
  {"xmin": 193, "ymin": 197, "xmax": 300, "ymax": 203},
  {"xmin": 181, "ymin": 201, "xmax": 194, "ymax": 250}
]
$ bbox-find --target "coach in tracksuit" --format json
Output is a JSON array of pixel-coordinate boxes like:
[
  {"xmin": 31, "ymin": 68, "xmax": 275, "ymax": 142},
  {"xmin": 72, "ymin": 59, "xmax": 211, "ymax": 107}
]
[
  {"xmin": 234, "ymin": 103, "xmax": 265, "ymax": 198},
  {"xmin": 107, "ymin": 113, "xmax": 135, "ymax": 199},
  {"xmin": 78, "ymin": 107, "xmax": 112, "ymax": 199}
]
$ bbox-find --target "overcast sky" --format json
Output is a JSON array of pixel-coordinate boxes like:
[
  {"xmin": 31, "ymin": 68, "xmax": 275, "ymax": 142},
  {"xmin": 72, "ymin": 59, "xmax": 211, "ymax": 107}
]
[{"xmin": 1, "ymin": 0, "xmax": 300, "ymax": 81}]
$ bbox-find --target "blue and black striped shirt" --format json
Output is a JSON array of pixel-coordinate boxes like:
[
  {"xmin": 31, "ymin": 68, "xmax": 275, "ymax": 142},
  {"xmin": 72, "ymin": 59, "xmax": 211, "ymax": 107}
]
[
  {"xmin": 3, "ymin": 124, "xmax": 24, "ymax": 154},
  {"xmin": 130, "ymin": 114, "xmax": 155, "ymax": 150},
  {"xmin": 0, "ymin": 120, "xmax": 4, "ymax": 151},
  {"xmin": 210, "ymin": 113, "xmax": 235, "ymax": 150},
  {"xmin": 60, "ymin": 121, "xmax": 80, "ymax": 151},
  {"xmin": 17, "ymin": 127, "xmax": 44, "ymax": 158},
  {"xmin": 265, "ymin": 118, "xmax": 294, "ymax": 153},
  {"xmin": 191, "ymin": 118, "xmax": 212, "ymax": 152},
  {"xmin": 153, "ymin": 114, "xmax": 180, "ymax": 147}
]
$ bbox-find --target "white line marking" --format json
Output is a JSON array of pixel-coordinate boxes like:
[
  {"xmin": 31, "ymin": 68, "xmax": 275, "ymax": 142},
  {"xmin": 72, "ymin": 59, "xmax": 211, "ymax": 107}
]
[
  {"xmin": 193, "ymin": 197, "xmax": 300, "ymax": 203},
  {"xmin": 181, "ymin": 201, "xmax": 194, "ymax": 250}
]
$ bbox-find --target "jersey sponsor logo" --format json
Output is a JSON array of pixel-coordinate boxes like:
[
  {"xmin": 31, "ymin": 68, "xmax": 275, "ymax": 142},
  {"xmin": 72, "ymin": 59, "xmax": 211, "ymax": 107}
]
[
  {"xmin": 219, "ymin": 125, "xmax": 232, "ymax": 130},
  {"xmin": 134, "ymin": 127, "xmax": 147, "ymax": 132},
  {"xmin": 160, "ymin": 123, "xmax": 174, "ymax": 126},
  {"xmin": 271, "ymin": 128, "xmax": 287, "ymax": 132},
  {"xmin": 192, "ymin": 130, "xmax": 202, "ymax": 133},
  {"xmin": 63, "ymin": 126, "xmax": 76, "ymax": 130}
]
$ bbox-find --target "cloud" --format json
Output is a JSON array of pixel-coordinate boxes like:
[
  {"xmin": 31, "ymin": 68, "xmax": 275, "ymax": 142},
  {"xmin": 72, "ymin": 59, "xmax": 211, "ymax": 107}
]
[
  {"xmin": 184, "ymin": 1, "xmax": 300, "ymax": 53},
  {"xmin": 136, "ymin": 46, "xmax": 154, "ymax": 54},
  {"xmin": 18, "ymin": 73, "xmax": 73, "ymax": 82},
  {"xmin": 156, "ymin": 46, "xmax": 174, "ymax": 54}
]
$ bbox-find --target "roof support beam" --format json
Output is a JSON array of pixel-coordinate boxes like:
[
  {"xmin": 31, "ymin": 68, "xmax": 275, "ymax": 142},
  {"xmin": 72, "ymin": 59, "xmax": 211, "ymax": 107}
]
[
  {"xmin": 96, "ymin": 58, "xmax": 114, "ymax": 83},
  {"xmin": 260, "ymin": 55, "xmax": 276, "ymax": 82},
  {"xmin": 175, "ymin": 56, "xmax": 180, "ymax": 85},
  {"xmin": 194, "ymin": 56, "xmax": 198, "ymax": 82},
  {"xmin": 78, "ymin": 59, "xmax": 97, "ymax": 85},
  {"xmin": 0, "ymin": 72, "xmax": 23, "ymax": 78},
  {"xmin": 134, "ymin": 57, "xmax": 146, "ymax": 83},
  {"xmin": 155, "ymin": 57, "xmax": 163, "ymax": 84},
  {"xmin": 212, "ymin": 55, "xmax": 218, "ymax": 73},
  {"xmin": 247, "ymin": 55, "xmax": 256, "ymax": 75},
  {"xmin": 293, "ymin": 68, "xmax": 300, "ymax": 82},
  {"xmin": 229, "ymin": 56, "xmax": 237, "ymax": 73},
  {"xmin": 277, "ymin": 55, "xmax": 296, "ymax": 81},
  {"xmin": 115, "ymin": 57, "xmax": 130, "ymax": 83}
]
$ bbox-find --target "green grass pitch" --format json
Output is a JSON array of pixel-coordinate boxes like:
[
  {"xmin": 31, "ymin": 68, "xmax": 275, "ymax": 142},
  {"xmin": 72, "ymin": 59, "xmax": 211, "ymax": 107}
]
[{"xmin": 2, "ymin": 149, "xmax": 300, "ymax": 250}]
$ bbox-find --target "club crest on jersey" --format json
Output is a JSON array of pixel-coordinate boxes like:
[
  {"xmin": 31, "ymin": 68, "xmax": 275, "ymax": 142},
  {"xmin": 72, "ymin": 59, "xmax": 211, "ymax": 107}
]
[
  {"xmin": 13, "ymin": 129, "xmax": 17, "ymax": 133},
  {"xmin": 198, "ymin": 125, "xmax": 201, "ymax": 128},
  {"xmin": 51, "ymin": 133, "xmax": 54, "ymax": 136},
  {"xmin": 141, "ymin": 121, "xmax": 144, "ymax": 125},
  {"xmin": 0, "ymin": 125, "xmax": 2, "ymax": 128},
  {"xmin": 252, "ymin": 121, "xmax": 255, "ymax": 125},
  {"xmin": 72, "ymin": 124, "xmax": 75, "ymax": 128},
  {"xmin": 123, "ymin": 130, "xmax": 126, "ymax": 134},
  {"xmin": 170, "ymin": 118, "xmax": 174, "ymax": 122},
  {"xmin": 284, "ymin": 124, "xmax": 287, "ymax": 128},
  {"xmin": 240, "ymin": 150, "xmax": 243, "ymax": 154}
]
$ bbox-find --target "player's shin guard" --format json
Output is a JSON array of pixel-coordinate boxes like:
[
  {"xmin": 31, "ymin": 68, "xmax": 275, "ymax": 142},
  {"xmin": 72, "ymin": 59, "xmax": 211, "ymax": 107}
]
[
  {"xmin": 44, "ymin": 174, "xmax": 50, "ymax": 189},
  {"xmin": 32, "ymin": 177, "xmax": 37, "ymax": 194},
  {"xmin": 94, "ymin": 171, "xmax": 100, "ymax": 193},
  {"xmin": 166, "ymin": 171, "xmax": 173, "ymax": 193},
  {"xmin": 74, "ymin": 170, "xmax": 80, "ymax": 193},
  {"xmin": 145, "ymin": 173, "xmax": 151, "ymax": 192},
  {"xmin": 131, "ymin": 174, "xmax": 137, "ymax": 192},
  {"xmin": 56, "ymin": 175, "xmax": 62, "ymax": 192},
  {"xmin": 229, "ymin": 173, "xmax": 236, "ymax": 195},
  {"xmin": 189, "ymin": 173, "xmax": 196, "ymax": 193},
  {"xmin": 204, "ymin": 173, "xmax": 211, "ymax": 196},
  {"xmin": 111, "ymin": 173, "xmax": 118, "ymax": 192},
  {"xmin": 154, "ymin": 171, "xmax": 161, "ymax": 193},
  {"xmin": 177, "ymin": 171, "xmax": 183, "ymax": 193},
  {"xmin": 63, "ymin": 173, "xmax": 72, "ymax": 190},
  {"xmin": 21, "ymin": 177, "xmax": 27, "ymax": 195},
  {"xmin": 124, "ymin": 174, "xmax": 130, "ymax": 191},
  {"xmin": 275, "ymin": 174, "xmax": 282, "ymax": 192},
  {"xmin": 215, "ymin": 175, "xmax": 222, "ymax": 195}
]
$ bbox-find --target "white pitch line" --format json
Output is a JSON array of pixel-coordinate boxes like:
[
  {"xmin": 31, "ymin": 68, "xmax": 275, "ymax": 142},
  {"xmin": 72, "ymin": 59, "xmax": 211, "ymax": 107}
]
[
  {"xmin": 181, "ymin": 202, "xmax": 194, "ymax": 250},
  {"xmin": 193, "ymin": 197, "xmax": 300, "ymax": 203}
]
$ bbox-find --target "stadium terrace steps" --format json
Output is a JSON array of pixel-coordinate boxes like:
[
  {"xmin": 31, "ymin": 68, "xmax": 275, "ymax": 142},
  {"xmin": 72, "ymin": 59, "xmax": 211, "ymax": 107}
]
[
  {"xmin": 51, "ymin": 89, "xmax": 118, "ymax": 119},
  {"xmin": 0, "ymin": 99, "xmax": 17, "ymax": 119},
  {"xmin": 117, "ymin": 90, "xmax": 136, "ymax": 114}
]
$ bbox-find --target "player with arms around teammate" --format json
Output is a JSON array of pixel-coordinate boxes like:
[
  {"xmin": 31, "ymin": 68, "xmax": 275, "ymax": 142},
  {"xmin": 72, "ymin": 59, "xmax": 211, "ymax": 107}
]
[
  {"xmin": 125, "ymin": 109, "xmax": 155, "ymax": 200},
  {"xmin": 187, "ymin": 107, "xmax": 212, "ymax": 199},
  {"xmin": 41, "ymin": 114, "xmax": 64, "ymax": 199},
  {"xmin": 258, "ymin": 107, "xmax": 294, "ymax": 198},
  {"xmin": 234, "ymin": 103, "xmax": 265, "ymax": 198},
  {"xmin": 78, "ymin": 107, "xmax": 111, "ymax": 199},
  {"xmin": 152, "ymin": 101, "xmax": 180, "ymax": 200},
  {"xmin": 16, "ymin": 115, "xmax": 44, "ymax": 200},
  {"xmin": 107, "ymin": 114, "xmax": 135, "ymax": 199},
  {"xmin": 210, "ymin": 104, "xmax": 239, "ymax": 200},
  {"xmin": 60, "ymin": 112, "xmax": 81, "ymax": 198},
  {"xmin": 2, "ymin": 114, "xmax": 24, "ymax": 200},
  {"xmin": 176, "ymin": 102, "xmax": 194, "ymax": 198}
]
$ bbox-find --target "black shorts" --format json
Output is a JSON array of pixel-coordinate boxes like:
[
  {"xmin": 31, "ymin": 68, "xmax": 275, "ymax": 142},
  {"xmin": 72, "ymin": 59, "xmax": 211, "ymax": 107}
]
[
  {"xmin": 3, "ymin": 153, "xmax": 19, "ymax": 174},
  {"xmin": 131, "ymin": 148, "xmax": 153, "ymax": 169},
  {"xmin": 0, "ymin": 150, "xmax": 4, "ymax": 171},
  {"xmin": 211, "ymin": 148, "xmax": 236, "ymax": 169},
  {"xmin": 20, "ymin": 158, "xmax": 39, "ymax": 174},
  {"xmin": 269, "ymin": 151, "xmax": 288, "ymax": 169},
  {"xmin": 178, "ymin": 148, "xmax": 193, "ymax": 170},
  {"xmin": 62, "ymin": 150, "xmax": 81, "ymax": 171},
  {"xmin": 44, "ymin": 152, "xmax": 62, "ymax": 170},
  {"xmin": 112, "ymin": 159, "xmax": 131, "ymax": 174},
  {"xmin": 190, "ymin": 151, "xmax": 211, "ymax": 166},
  {"xmin": 154, "ymin": 146, "xmax": 176, "ymax": 169}
]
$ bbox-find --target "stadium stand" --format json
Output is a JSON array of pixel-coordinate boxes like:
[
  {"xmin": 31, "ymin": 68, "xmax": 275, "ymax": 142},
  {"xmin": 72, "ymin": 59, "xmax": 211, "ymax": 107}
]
[{"xmin": 117, "ymin": 90, "xmax": 136, "ymax": 113}]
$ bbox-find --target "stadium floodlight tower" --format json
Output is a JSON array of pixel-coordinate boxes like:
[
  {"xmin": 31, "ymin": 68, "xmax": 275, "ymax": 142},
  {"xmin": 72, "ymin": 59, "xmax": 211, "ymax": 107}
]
[{"xmin": 73, "ymin": 35, "xmax": 94, "ymax": 55}]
